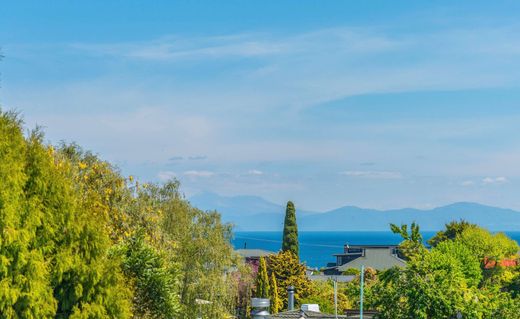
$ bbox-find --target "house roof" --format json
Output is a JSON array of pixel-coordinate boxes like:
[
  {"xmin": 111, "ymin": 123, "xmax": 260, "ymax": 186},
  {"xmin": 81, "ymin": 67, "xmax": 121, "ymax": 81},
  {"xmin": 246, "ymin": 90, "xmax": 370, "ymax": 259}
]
[
  {"xmin": 269, "ymin": 310, "xmax": 346, "ymax": 318},
  {"xmin": 337, "ymin": 247, "xmax": 406, "ymax": 271},
  {"xmin": 235, "ymin": 249, "xmax": 275, "ymax": 258},
  {"xmin": 334, "ymin": 245, "xmax": 399, "ymax": 257}
]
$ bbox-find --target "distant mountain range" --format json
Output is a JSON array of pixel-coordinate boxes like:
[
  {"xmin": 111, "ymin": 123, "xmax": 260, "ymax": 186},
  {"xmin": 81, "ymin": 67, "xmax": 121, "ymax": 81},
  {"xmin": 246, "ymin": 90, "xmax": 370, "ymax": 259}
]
[{"xmin": 188, "ymin": 192, "xmax": 520, "ymax": 231}]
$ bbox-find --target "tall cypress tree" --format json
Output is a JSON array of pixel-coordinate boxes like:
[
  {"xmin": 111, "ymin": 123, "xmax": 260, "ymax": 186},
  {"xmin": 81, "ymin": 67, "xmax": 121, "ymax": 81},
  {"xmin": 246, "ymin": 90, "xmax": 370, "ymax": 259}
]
[
  {"xmin": 269, "ymin": 272, "xmax": 282, "ymax": 314},
  {"xmin": 255, "ymin": 257, "xmax": 270, "ymax": 298},
  {"xmin": 282, "ymin": 201, "xmax": 299, "ymax": 258}
]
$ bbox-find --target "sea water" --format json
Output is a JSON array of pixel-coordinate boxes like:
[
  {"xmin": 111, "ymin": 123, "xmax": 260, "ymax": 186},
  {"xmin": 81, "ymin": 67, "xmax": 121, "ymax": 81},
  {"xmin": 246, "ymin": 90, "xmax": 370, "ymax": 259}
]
[{"xmin": 232, "ymin": 231, "xmax": 520, "ymax": 268}]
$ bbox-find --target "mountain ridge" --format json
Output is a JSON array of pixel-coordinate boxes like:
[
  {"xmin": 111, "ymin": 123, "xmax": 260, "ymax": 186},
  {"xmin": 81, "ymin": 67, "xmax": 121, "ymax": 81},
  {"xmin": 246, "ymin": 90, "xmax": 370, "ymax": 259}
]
[{"xmin": 188, "ymin": 192, "xmax": 520, "ymax": 231}]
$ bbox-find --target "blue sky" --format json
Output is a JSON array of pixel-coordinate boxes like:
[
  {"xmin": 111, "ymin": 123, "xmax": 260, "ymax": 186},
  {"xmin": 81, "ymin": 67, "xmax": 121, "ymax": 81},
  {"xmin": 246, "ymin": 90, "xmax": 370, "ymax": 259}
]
[{"xmin": 2, "ymin": 1, "xmax": 520, "ymax": 211}]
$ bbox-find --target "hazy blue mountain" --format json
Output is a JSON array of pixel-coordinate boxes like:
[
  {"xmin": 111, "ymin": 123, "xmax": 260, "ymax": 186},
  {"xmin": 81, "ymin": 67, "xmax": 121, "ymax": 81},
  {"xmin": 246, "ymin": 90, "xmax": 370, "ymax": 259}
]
[
  {"xmin": 301, "ymin": 202, "xmax": 520, "ymax": 231},
  {"xmin": 189, "ymin": 193, "xmax": 520, "ymax": 231},
  {"xmin": 189, "ymin": 192, "xmax": 317, "ymax": 230},
  {"xmin": 189, "ymin": 192, "xmax": 286, "ymax": 216}
]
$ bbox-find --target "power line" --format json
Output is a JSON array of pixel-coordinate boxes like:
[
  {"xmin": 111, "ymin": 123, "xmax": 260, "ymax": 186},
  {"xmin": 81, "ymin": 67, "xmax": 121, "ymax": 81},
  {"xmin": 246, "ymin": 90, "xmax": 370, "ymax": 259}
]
[{"xmin": 234, "ymin": 235, "xmax": 344, "ymax": 248}]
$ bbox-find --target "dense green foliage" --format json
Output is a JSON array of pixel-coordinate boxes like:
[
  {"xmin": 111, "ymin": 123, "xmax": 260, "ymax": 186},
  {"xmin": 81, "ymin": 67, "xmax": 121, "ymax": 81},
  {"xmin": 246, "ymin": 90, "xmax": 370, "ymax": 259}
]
[
  {"xmin": 342, "ymin": 267, "xmax": 379, "ymax": 311},
  {"xmin": 113, "ymin": 232, "xmax": 180, "ymax": 318},
  {"xmin": 322, "ymin": 223, "xmax": 520, "ymax": 318},
  {"xmin": 0, "ymin": 111, "xmax": 241, "ymax": 319},
  {"xmin": 371, "ymin": 223, "xmax": 520, "ymax": 318},
  {"xmin": 4, "ymin": 110, "xmax": 520, "ymax": 318},
  {"xmin": 0, "ymin": 113, "xmax": 58, "ymax": 318},
  {"xmin": 267, "ymin": 251, "xmax": 312, "ymax": 309},
  {"xmin": 428, "ymin": 220, "xmax": 476, "ymax": 247},
  {"xmin": 300, "ymin": 280, "xmax": 350, "ymax": 314},
  {"xmin": 282, "ymin": 201, "xmax": 299, "ymax": 258},
  {"xmin": 390, "ymin": 222, "xmax": 425, "ymax": 259},
  {"xmin": 0, "ymin": 112, "xmax": 132, "ymax": 318},
  {"xmin": 269, "ymin": 272, "xmax": 282, "ymax": 314},
  {"xmin": 255, "ymin": 257, "xmax": 270, "ymax": 298}
]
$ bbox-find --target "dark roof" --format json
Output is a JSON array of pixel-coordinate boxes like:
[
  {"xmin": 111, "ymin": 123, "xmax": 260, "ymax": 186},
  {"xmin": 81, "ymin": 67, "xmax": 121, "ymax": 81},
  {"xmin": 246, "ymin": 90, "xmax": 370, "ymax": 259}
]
[
  {"xmin": 333, "ymin": 245, "xmax": 398, "ymax": 257},
  {"xmin": 269, "ymin": 310, "xmax": 346, "ymax": 318}
]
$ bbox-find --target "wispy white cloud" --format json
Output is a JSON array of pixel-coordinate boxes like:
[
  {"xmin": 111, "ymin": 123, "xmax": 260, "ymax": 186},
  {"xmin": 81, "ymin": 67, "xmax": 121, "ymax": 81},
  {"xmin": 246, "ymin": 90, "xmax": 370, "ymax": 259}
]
[
  {"xmin": 339, "ymin": 170, "xmax": 403, "ymax": 179},
  {"xmin": 482, "ymin": 176, "xmax": 508, "ymax": 185},
  {"xmin": 460, "ymin": 180, "xmax": 475, "ymax": 187},
  {"xmin": 247, "ymin": 169, "xmax": 264, "ymax": 175},
  {"xmin": 8, "ymin": 21, "xmax": 520, "ymax": 211},
  {"xmin": 66, "ymin": 25, "xmax": 520, "ymax": 104},
  {"xmin": 183, "ymin": 170, "xmax": 215, "ymax": 178},
  {"xmin": 70, "ymin": 33, "xmax": 290, "ymax": 61},
  {"xmin": 188, "ymin": 155, "xmax": 208, "ymax": 160}
]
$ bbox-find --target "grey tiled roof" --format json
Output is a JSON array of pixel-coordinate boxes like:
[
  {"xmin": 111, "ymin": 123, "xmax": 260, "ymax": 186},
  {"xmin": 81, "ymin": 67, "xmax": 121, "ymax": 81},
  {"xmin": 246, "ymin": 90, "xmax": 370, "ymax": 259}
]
[{"xmin": 269, "ymin": 310, "xmax": 347, "ymax": 318}]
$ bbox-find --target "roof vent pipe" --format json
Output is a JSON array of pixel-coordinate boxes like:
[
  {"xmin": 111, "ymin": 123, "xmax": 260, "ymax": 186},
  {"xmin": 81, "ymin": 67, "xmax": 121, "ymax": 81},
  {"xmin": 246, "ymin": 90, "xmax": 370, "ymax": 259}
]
[{"xmin": 288, "ymin": 286, "xmax": 295, "ymax": 311}]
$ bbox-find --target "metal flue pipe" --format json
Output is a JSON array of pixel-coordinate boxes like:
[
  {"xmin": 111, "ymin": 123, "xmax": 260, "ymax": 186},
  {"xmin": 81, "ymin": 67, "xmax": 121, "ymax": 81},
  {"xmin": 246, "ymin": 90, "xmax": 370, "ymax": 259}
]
[
  {"xmin": 288, "ymin": 286, "xmax": 295, "ymax": 311},
  {"xmin": 251, "ymin": 298, "xmax": 270, "ymax": 319}
]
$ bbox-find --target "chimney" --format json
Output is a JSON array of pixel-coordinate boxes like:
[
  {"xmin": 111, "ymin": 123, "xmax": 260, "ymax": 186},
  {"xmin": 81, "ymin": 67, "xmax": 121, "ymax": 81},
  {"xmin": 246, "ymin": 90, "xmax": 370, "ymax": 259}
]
[
  {"xmin": 287, "ymin": 286, "xmax": 295, "ymax": 311},
  {"xmin": 251, "ymin": 298, "xmax": 270, "ymax": 319}
]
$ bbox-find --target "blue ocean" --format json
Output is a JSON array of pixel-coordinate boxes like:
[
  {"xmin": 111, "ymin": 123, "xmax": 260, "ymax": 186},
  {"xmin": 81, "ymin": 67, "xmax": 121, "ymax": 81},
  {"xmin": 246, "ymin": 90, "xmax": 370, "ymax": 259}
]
[{"xmin": 232, "ymin": 231, "xmax": 520, "ymax": 268}]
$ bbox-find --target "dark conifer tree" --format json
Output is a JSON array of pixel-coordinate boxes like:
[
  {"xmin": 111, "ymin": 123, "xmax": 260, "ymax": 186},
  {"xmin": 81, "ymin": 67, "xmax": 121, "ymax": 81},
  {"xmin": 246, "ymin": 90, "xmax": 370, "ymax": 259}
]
[{"xmin": 282, "ymin": 201, "xmax": 299, "ymax": 258}]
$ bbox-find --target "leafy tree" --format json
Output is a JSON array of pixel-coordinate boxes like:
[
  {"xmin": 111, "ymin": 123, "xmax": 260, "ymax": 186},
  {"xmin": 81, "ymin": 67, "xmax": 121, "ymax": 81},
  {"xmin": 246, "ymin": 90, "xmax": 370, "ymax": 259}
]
[
  {"xmin": 390, "ymin": 222, "xmax": 425, "ymax": 259},
  {"xmin": 113, "ymin": 231, "xmax": 180, "ymax": 318},
  {"xmin": 267, "ymin": 251, "xmax": 311, "ymax": 310},
  {"xmin": 506, "ymin": 272, "xmax": 520, "ymax": 298},
  {"xmin": 458, "ymin": 227, "xmax": 519, "ymax": 267},
  {"xmin": 373, "ymin": 223, "xmax": 520, "ymax": 318},
  {"xmin": 269, "ymin": 273, "xmax": 282, "ymax": 314},
  {"xmin": 491, "ymin": 294, "xmax": 520, "ymax": 318},
  {"xmin": 57, "ymin": 143, "xmax": 134, "ymax": 244},
  {"xmin": 60, "ymin": 147, "xmax": 240, "ymax": 318},
  {"xmin": 29, "ymin": 131, "xmax": 132, "ymax": 318},
  {"xmin": 433, "ymin": 240, "xmax": 482, "ymax": 287},
  {"xmin": 343, "ymin": 268, "xmax": 379, "ymax": 310},
  {"xmin": 300, "ymin": 280, "xmax": 350, "ymax": 314},
  {"xmin": 255, "ymin": 257, "xmax": 270, "ymax": 298},
  {"xmin": 233, "ymin": 262, "xmax": 254, "ymax": 319},
  {"xmin": 0, "ymin": 111, "xmax": 132, "ymax": 318},
  {"xmin": 0, "ymin": 112, "xmax": 57, "ymax": 318},
  {"xmin": 428, "ymin": 220, "xmax": 476, "ymax": 247},
  {"xmin": 373, "ymin": 250, "xmax": 472, "ymax": 319},
  {"xmin": 159, "ymin": 182, "xmax": 238, "ymax": 319},
  {"xmin": 282, "ymin": 201, "xmax": 299, "ymax": 258},
  {"xmin": 0, "ymin": 111, "xmax": 246, "ymax": 318},
  {"xmin": 342, "ymin": 268, "xmax": 360, "ymax": 276}
]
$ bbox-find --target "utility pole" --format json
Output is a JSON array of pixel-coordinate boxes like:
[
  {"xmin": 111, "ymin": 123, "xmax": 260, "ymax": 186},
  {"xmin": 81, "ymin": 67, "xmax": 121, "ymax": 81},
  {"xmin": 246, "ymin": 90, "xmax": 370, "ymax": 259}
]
[{"xmin": 360, "ymin": 265, "xmax": 364, "ymax": 319}]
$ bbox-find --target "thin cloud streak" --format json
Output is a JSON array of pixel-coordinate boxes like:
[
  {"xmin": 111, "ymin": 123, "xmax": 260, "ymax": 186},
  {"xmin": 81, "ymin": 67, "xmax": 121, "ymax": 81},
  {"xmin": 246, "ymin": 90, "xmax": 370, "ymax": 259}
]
[
  {"xmin": 339, "ymin": 171, "xmax": 403, "ymax": 179},
  {"xmin": 183, "ymin": 170, "xmax": 215, "ymax": 178}
]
